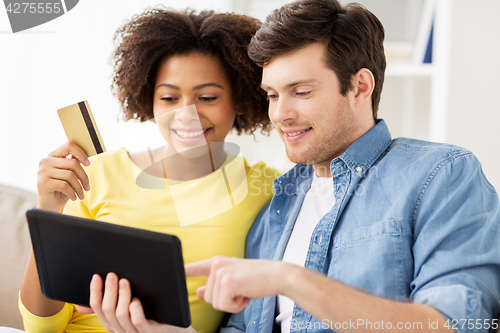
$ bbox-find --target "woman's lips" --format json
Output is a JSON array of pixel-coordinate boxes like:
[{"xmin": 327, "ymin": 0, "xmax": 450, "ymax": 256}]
[{"xmin": 171, "ymin": 128, "xmax": 210, "ymax": 144}]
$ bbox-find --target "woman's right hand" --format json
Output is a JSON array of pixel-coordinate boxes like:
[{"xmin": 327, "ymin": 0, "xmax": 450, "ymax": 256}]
[
  {"xmin": 21, "ymin": 142, "xmax": 90, "ymax": 317},
  {"xmin": 37, "ymin": 142, "xmax": 91, "ymax": 212}
]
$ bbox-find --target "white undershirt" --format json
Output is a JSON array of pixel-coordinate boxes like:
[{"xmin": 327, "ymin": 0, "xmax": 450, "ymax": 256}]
[{"xmin": 276, "ymin": 173, "xmax": 335, "ymax": 333}]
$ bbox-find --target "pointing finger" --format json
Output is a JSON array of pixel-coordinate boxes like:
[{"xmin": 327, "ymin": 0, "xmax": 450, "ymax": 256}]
[{"xmin": 184, "ymin": 258, "xmax": 214, "ymax": 277}]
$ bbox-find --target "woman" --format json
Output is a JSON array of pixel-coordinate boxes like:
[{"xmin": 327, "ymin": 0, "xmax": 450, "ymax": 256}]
[{"xmin": 19, "ymin": 8, "xmax": 279, "ymax": 333}]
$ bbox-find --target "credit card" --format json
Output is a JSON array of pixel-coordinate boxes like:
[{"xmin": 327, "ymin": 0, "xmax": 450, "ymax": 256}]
[{"xmin": 57, "ymin": 100, "xmax": 106, "ymax": 157}]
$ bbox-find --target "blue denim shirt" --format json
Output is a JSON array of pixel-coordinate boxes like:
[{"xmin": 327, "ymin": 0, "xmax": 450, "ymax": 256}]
[{"xmin": 223, "ymin": 120, "xmax": 500, "ymax": 333}]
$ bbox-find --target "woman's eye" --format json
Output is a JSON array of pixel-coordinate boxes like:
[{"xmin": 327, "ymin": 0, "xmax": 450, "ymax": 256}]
[
  {"xmin": 267, "ymin": 94, "xmax": 278, "ymax": 101},
  {"xmin": 161, "ymin": 97, "xmax": 178, "ymax": 102},
  {"xmin": 296, "ymin": 91, "xmax": 311, "ymax": 97},
  {"xmin": 199, "ymin": 96, "xmax": 217, "ymax": 102}
]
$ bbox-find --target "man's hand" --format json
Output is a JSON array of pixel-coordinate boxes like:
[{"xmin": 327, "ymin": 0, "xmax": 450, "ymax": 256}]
[
  {"xmin": 76, "ymin": 273, "xmax": 195, "ymax": 333},
  {"xmin": 185, "ymin": 256, "xmax": 291, "ymax": 313}
]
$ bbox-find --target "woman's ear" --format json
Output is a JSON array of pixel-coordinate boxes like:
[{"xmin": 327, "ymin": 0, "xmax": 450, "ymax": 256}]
[{"xmin": 352, "ymin": 68, "xmax": 375, "ymax": 108}]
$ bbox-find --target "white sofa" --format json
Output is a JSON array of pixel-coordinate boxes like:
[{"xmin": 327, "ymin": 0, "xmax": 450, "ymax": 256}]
[{"xmin": 0, "ymin": 184, "xmax": 37, "ymax": 329}]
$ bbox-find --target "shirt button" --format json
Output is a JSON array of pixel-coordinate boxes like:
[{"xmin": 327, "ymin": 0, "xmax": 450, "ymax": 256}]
[
  {"xmin": 356, "ymin": 166, "xmax": 362, "ymax": 172},
  {"xmin": 314, "ymin": 233, "xmax": 323, "ymax": 244},
  {"xmin": 277, "ymin": 210, "xmax": 280, "ymax": 214}
]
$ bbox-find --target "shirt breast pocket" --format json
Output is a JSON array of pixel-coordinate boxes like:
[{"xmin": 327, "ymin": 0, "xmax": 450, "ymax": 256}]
[{"xmin": 330, "ymin": 219, "xmax": 406, "ymax": 299}]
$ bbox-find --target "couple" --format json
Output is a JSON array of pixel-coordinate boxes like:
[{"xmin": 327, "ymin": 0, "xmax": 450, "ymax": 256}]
[{"xmin": 20, "ymin": 0, "xmax": 500, "ymax": 333}]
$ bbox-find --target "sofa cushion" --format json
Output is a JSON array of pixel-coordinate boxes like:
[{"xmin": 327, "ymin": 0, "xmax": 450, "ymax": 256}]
[{"xmin": 0, "ymin": 184, "xmax": 37, "ymax": 329}]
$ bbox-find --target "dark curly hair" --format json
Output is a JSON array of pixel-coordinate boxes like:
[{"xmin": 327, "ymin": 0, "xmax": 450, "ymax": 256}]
[{"xmin": 111, "ymin": 8, "xmax": 271, "ymax": 134}]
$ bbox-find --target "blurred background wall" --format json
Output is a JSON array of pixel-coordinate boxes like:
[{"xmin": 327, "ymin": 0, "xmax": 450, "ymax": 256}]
[{"xmin": 1, "ymin": 0, "xmax": 499, "ymax": 193}]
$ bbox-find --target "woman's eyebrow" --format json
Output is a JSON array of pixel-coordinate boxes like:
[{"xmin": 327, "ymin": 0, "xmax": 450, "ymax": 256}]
[
  {"xmin": 156, "ymin": 83, "xmax": 180, "ymax": 91},
  {"xmin": 156, "ymin": 83, "xmax": 224, "ymax": 91},
  {"xmin": 193, "ymin": 83, "xmax": 224, "ymax": 90}
]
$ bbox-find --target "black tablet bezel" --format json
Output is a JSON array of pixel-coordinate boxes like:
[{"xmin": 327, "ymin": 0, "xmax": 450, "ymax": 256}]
[{"xmin": 26, "ymin": 209, "xmax": 191, "ymax": 327}]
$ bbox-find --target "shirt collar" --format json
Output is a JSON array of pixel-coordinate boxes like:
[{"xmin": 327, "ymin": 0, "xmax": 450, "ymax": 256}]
[
  {"xmin": 274, "ymin": 119, "xmax": 392, "ymax": 190},
  {"xmin": 335, "ymin": 119, "xmax": 392, "ymax": 177}
]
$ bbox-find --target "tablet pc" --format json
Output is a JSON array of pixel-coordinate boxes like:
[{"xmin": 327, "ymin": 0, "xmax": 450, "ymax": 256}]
[{"xmin": 26, "ymin": 209, "xmax": 191, "ymax": 327}]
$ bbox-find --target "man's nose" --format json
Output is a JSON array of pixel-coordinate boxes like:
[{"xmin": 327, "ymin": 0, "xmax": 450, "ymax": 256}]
[{"xmin": 270, "ymin": 96, "xmax": 297, "ymax": 124}]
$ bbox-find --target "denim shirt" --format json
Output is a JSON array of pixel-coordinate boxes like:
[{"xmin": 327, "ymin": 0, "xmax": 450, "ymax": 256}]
[{"xmin": 223, "ymin": 120, "xmax": 500, "ymax": 333}]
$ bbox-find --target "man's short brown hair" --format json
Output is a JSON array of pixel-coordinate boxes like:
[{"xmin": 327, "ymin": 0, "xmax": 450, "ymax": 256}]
[{"xmin": 248, "ymin": 0, "xmax": 386, "ymax": 119}]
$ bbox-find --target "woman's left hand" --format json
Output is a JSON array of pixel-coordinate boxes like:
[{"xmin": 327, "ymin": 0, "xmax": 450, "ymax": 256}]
[{"xmin": 76, "ymin": 273, "xmax": 196, "ymax": 333}]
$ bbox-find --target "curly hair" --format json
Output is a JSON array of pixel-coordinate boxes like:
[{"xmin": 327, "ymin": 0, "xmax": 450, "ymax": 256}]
[{"xmin": 111, "ymin": 8, "xmax": 271, "ymax": 134}]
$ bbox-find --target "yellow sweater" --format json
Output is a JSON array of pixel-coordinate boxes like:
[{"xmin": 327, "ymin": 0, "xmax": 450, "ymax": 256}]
[{"xmin": 20, "ymin": 148, "xmax": 279, "ymax": 333}]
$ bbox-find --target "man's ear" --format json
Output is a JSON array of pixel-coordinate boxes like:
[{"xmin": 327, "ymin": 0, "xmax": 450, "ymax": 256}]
[{"xmin": 352, "ymin": 68, "xmax": 375, "ymax": 108}]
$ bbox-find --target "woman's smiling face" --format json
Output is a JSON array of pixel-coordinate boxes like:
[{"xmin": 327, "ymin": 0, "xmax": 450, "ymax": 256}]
[{"xmin": 153, "ymin": 53, "xmax": 235, "ymax": 157}]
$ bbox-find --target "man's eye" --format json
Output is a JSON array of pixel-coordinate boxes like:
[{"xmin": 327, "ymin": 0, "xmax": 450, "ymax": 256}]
[
  {"xmin": 200, "ymin": 97, "xmax": 217, "ymax": 102},
  {"xmin": 296, "ymin": 91, "xmax": 311, "ymax": 97}
]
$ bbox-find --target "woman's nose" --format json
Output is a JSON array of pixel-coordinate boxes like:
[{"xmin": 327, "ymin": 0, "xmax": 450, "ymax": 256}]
[{"xmin": 174, "ymin": 104, "xmax": 200, "ymax": 123}]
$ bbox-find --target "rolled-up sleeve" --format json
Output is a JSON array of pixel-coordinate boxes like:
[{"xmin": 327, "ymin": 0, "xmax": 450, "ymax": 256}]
[{"xmin": 411, "ymin": 153, "xmax": 500, "ymax": 333}]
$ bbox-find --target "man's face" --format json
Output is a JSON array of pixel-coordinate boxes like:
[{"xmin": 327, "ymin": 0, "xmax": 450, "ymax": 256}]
[{"xmin": 261, "ymin": 43, "xmax": 358, "ymax": 168}]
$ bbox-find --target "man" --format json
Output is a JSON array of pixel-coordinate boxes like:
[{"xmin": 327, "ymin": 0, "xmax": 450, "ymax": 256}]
[
  {"xmin": 84, "ymin": 0, "xmax": 500, "ymax": 332},
  {"xmin": 185, "ymin": 0, "xmax": 500, "ymax": 332}
]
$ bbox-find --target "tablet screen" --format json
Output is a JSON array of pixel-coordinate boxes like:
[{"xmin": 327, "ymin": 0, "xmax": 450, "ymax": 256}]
[{"xmin": 26, "ymin": 209, "xmax": 191, "ymax": 327}]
